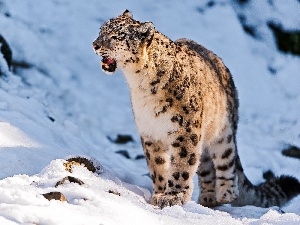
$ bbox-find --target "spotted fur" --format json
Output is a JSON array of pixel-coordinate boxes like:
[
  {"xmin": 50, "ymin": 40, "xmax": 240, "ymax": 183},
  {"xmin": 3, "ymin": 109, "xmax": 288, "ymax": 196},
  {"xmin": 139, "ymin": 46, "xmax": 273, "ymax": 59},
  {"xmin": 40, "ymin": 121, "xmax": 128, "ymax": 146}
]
[{"xmin": 93, "ymin": 10, "xmax": 300, "ymax": 208}]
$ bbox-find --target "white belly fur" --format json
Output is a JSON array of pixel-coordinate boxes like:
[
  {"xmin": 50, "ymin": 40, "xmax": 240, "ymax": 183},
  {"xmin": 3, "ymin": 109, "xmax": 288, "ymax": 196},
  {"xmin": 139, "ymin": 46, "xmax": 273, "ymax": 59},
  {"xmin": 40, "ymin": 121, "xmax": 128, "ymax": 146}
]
[{"xmin": 131, "ymin": 89, "xmax": 177, "ymax": 143}]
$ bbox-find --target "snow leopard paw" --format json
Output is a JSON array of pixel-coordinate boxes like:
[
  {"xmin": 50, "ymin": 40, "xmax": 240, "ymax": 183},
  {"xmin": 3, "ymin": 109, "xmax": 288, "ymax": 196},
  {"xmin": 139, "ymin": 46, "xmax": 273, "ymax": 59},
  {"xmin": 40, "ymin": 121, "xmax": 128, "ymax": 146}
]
[
  {"xmin": 199, "ymin": 192, "xmax": 219, "ymax": 207},
  {"xmin": 216, "ymin": 184, "xmax": 239, "ymax": 204},
  {"xmin": 151, "ymin": 192, "xmax": 188, "ymax": 208}
]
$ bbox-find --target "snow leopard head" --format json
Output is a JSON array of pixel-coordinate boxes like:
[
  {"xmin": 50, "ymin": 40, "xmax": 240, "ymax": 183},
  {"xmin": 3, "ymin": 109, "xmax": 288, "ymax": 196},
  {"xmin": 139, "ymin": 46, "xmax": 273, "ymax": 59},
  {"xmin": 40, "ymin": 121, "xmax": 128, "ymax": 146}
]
[{"xmin": 93, "ymin": 10, "xmax": 155, "ymax": 74}]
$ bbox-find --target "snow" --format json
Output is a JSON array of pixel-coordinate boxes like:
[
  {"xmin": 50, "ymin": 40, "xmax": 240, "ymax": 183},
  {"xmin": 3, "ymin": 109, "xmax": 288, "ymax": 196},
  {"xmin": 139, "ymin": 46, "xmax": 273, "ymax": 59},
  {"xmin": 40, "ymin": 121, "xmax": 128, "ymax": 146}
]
[{"xmin": 0, "ymin": 0, "xmax": 299, "ymax": 224}]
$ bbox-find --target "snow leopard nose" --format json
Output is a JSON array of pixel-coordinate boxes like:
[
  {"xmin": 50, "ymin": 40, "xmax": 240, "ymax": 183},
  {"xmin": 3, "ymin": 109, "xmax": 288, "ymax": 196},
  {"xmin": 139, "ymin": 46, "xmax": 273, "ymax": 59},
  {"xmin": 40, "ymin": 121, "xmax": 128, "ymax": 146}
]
[
  {"xmin": 93, "ymin": 36, "xmax": 110, "ymax": 53},
  {"xmin": 93, "ymin": 39, "xmax": 101, "ymax": 51}
]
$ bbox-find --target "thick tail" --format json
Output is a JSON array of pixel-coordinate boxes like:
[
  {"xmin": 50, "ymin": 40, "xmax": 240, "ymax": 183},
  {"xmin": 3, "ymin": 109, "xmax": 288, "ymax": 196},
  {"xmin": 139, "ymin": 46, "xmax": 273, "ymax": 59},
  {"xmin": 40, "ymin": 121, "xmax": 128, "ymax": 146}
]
[{"xmin": 231, "ymin": 156, "xmax": 300, "ymax": 207}]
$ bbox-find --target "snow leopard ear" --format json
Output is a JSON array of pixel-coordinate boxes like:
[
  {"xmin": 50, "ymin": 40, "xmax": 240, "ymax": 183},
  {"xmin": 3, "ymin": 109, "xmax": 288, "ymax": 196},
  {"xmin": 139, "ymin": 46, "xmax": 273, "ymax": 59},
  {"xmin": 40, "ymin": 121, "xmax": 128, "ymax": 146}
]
[
  {"xmin": 122, "ymin": 9, "xmax": 132, "ymax": 18},
  {"xmin": 139, "ymin": 22, "xmax": 155, "ymax": 45}
]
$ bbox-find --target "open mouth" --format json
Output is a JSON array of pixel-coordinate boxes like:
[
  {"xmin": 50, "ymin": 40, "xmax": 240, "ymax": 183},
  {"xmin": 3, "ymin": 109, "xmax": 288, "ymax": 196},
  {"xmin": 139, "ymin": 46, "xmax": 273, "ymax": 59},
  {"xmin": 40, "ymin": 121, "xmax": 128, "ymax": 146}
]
[{"xmin": 101, "ymin": 57, "xmax": 117, "ymax": 73}]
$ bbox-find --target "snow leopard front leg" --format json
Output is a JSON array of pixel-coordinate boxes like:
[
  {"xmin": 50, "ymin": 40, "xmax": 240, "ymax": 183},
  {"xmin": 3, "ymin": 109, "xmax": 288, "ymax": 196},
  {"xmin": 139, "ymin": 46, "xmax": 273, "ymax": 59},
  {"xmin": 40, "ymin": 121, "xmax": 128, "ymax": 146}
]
[
  {"xmin": 144, "ymin": 131, "xmax": 201, "ymax": 208},
  {"xmin": 141, "ymin": 137, "xmax": 169, "ymax": 195}
]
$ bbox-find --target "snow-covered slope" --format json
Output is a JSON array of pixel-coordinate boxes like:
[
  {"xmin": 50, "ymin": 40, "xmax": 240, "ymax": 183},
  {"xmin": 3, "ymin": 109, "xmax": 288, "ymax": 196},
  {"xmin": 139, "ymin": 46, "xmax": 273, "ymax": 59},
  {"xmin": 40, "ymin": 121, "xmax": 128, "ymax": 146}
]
[{"xmin": 0, "ymin": 0, "xmax": 299, "ymax": 224}]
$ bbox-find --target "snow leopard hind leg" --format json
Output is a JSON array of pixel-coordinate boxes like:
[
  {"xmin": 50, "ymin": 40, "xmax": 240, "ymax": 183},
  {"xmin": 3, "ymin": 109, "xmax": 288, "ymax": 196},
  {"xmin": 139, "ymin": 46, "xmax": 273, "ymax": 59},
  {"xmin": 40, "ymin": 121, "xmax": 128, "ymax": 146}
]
[
  {"xmin": 197, "ymin": 150, "xmax": 218, "ymax": 207},
  {"xmin": 198, "ymin": 126, "xmax": 239, "ymax": 207}
]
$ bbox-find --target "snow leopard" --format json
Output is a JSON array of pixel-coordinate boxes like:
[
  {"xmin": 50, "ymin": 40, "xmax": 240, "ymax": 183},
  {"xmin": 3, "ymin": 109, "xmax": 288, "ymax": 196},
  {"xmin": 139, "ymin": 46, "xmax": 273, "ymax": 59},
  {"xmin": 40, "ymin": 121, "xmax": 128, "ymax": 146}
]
[{"xmin": 93, "ymin": 10, "xmax": 300, "ymax": 208}]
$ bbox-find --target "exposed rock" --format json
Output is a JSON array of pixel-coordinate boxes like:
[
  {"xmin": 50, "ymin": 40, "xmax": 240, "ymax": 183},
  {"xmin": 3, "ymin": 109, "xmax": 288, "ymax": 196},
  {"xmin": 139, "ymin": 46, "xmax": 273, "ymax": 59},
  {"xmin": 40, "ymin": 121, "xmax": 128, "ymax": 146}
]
[
  {"xmin": 268, "ymin": 22, "xmax": 300, "ymax": 56},
  {"xmin": 0, "ymin": 34, "xmax": 12, "ymax": 73},
  {"xmin": 55, "ymin": 176, "xmax": 84, "ymax": 187},
  {"xmin": 108, "ymin": 190, "xmax": 121, "ymax": 196},
  {"xmin": 42, "ymin": 192, "xmax": 67, "ymax": 202},
  {"xmin": 135, "ymin": 154, "xmax": 145, "ymax": 160},
  {"xmin": 235, "ymin": 0, "xmax": 249, "ymax": 4},
  {"xmin": 64, "ymin": 156, "xmax": 97, "ymax": 173},
  {"xmin": 107, "ymin": 134, "xmax": 134, "ymax": 144},
  {"xmin": 47, "ymin": 116, "xmax": 55, "ymax": 122},
  {"xmin": 115, "ymin": 150, "xmax": 131, "ymax": 159},
  {"xmin": 282, "ymin": 145, "xmax": 300, "ymax": 159}
]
